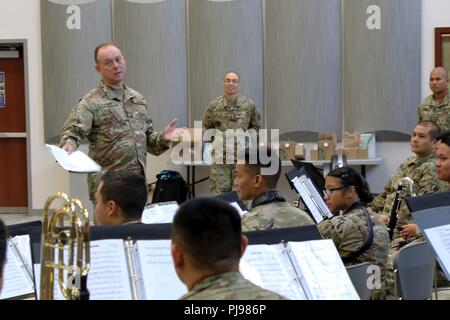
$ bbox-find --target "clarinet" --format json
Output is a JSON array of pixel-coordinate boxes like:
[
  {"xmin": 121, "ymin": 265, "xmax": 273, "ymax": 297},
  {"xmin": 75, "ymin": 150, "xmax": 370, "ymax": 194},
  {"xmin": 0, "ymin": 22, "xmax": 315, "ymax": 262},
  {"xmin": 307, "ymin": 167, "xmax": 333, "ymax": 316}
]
[{"xmin": 387, "ymin": 177, "xmax": 416, "ymax": 240}]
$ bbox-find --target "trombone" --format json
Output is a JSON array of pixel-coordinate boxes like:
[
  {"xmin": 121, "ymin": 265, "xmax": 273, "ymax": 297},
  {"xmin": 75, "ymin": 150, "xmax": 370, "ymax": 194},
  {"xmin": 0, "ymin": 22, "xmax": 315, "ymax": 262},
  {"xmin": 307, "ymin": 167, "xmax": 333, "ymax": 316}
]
[{"xmin": 40, "ymin": 192, "xmax": 90, "ymax": 300}]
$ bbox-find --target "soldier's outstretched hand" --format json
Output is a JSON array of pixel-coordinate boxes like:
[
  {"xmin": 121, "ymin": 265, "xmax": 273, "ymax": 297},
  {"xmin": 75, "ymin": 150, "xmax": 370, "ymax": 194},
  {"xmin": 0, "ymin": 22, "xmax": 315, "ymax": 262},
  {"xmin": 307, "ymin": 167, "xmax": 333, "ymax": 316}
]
[{"xmin": 163, "ymin": 118, "xmax": 180, "ymax": 141}]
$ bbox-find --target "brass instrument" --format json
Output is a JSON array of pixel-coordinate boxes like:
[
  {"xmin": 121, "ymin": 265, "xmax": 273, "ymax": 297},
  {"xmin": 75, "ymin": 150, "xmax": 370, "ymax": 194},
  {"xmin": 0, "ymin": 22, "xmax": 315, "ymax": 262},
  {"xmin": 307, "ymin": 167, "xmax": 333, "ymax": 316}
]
[
  {"xmin": 40, "ymin": 192, "xmax": 90, "ymax": 300},
  {"xmin": 387, "ymin": 177, "xmax": 416, "ymax": 240}
]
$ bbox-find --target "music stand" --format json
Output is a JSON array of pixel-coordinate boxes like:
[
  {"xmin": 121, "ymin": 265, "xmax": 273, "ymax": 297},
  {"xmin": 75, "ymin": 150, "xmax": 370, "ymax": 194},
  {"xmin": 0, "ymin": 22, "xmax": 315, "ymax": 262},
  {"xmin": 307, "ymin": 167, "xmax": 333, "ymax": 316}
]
[{"xmin": 406, "ymin": 192, "xmax": 450, "ymax": 212}]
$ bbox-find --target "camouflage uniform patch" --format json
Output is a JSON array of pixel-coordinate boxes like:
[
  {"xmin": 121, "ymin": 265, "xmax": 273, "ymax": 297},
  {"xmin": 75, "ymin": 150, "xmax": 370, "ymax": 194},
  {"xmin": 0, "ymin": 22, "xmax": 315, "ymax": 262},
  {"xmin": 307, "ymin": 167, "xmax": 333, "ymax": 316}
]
[
  {"xmin": 60, "ymin": 82, "xmax": 169, "ymax": 201},
  {"xmin": 203, "ymin": 95, "xmax": 261, "ymax": 195},
  {"xmin": 418, "ymin": 93, "xmax": 450, "ymax": 131},
  {"xmin": 242, "ymin": 201, "xmax": 314, "ymax": 232},
  {"xmin": 318, "ymin": 204, "xmax": 390, "ymax": 299},
  {"xmin": 179, "ymin": 272, "xmax": 287, "ymax": 300}
]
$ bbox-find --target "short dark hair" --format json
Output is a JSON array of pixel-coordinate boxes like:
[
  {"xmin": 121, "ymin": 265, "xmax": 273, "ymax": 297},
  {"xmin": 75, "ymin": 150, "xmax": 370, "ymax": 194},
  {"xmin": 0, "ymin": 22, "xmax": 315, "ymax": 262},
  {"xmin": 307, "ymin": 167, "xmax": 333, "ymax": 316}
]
[
  {"xmin": 327, "ymin": 166, "xmax": 373, "ymax": 205},
  {"xmin": 436, "ymin": 130, "xmax": 450, "ymax": 148},
  {"xmin": 100, "ymin": 170, "xmax": 147, "ymax": 220},
  {"xmin": 0, "ymin": 219, "xmax": 7, "ymax": 269},
  {"xmin": 172, "ymin": 198, "xmax": 242, "ymax": 272},
  {"xmin": 94, "ymin": 42, "xmax": 117, "ymax": 64},
  {"xmin": 223, "ymin": 71, "xmax": 241, "ymax": 81},
  {"xmin": 417, "ymin": 121, "xmax": 441, "ymax": 140},
  {"xmin": 242, "ymin": 147, "xmax": 281, "ymax": 189}
]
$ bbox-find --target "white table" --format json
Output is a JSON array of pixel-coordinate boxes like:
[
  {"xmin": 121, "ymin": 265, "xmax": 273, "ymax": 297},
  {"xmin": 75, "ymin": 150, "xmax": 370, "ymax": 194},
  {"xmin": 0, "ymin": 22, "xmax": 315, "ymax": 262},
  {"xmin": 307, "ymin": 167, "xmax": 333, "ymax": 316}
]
[{"xmin": 169, "ymin": 158, "xmax": 383, "ymax": 199}]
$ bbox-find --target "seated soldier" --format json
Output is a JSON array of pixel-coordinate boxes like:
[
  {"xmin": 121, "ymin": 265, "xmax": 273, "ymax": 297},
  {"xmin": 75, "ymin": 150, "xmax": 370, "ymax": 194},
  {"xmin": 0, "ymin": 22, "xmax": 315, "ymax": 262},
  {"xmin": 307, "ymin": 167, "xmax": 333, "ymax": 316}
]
[
  {"xmin": 171, "ymin": 197, "xmax": 286, "ymax": 300},
  {"xmin": 0, "ymin": 219, "xmax": 6, "ymax": 293},
  {"xmin": 94, "ymin": 170, "xmax": 147, "ymax": 226},
  {"xmin": 436, "ymin": 130, "xmax": 450, "ymax": 191},
  {"xmin": 369, "ymin": 122, "xmax": 444, "ymax": 296},
  {"xmin": 234, "ymin": 147, "xmax": 314, "ymax": 231},
  {"xmin": 369, "ymin": 121, "xmax": 443, "ymax": 244},
  {"xmin": 318, "ymin": 167, "xmax": 389, "ymax": 299}
]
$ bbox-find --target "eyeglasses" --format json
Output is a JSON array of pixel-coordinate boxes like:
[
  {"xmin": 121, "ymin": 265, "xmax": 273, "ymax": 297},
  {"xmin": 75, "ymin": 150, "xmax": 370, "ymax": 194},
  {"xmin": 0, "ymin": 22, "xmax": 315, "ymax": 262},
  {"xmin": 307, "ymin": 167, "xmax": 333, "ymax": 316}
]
[{"xmin": 323, "ymin": 187, "xmax": 347, "ymax": 197}]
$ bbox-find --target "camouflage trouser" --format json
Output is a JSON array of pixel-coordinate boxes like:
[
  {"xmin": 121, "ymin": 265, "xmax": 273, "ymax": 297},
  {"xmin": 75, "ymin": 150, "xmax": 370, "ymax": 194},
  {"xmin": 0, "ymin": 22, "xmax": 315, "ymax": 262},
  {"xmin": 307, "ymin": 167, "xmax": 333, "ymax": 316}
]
[{"xmin": 209, "ymin": 163, "xmax": 235, "ymax": 195}]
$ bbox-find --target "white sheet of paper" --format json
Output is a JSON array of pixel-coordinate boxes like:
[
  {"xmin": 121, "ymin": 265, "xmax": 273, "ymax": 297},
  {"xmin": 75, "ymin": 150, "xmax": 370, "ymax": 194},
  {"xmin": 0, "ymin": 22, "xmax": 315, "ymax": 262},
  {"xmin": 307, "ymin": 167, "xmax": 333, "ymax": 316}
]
[
  {"xmin": 87, "ymin": 240, "xmax": 133, "ymax": 300},
  {"xmin": 240, "ymin": 244, "xmax": 307, "ymax": 300},
  {"xmin": 287, "ymin": 240, "xmax": 359, "ymax": 300},
  {"xmin": 141, "ymin": 202, "xmax": 179, "ymax": 224},
  {"xmin": 0, "ymin": 235, "xmax": 35, "ymax": 300},
  {"xmin": 46, "ymin": 144, "xmax": 101, "ymax": 173},
  {"xmin": 292, "ymin": 176, "xmax": 324, "ymax": 224},
  {"xmin": 135, "ymin": 240, "xmax": 186, "ymax": 300},
  {"xmin": 424, "ymin": 224, "xmax": 450, "ymax": 280},
  {"xmin": 35, "ymin": 240, "xmax": 133, "ymax": 300}
]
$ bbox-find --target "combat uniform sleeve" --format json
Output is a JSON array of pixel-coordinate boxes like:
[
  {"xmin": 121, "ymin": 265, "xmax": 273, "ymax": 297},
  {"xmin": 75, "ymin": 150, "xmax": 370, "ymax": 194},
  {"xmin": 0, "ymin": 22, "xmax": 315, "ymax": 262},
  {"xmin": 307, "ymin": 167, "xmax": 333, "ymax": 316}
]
[
  {"xmin": 202, "ymin": 103, "xmax": 215, "ymax": 130},
  {"xmin": 59, "ymin": 99, "xmax": 94, "ymax": 149},
  {"xmin": 415, "ymin": 164, "xmax": 442, "ymax": 194},
  {"xmin": 146, "ymin": 115, "xmax": 170, "ymax": 156},
  {"xmin": 249, "ymin": 105, "xmax": 261, "ymax": 130},
  {"xmin": 317, "ymin": 220, "xmax": 342, "ymax": 249}
]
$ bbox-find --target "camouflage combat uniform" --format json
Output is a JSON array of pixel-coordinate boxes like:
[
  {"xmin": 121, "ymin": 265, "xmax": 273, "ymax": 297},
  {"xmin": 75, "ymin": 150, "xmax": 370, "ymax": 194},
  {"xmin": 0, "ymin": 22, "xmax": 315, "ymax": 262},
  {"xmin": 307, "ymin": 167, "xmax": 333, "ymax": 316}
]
[
  {"xmin": 203, "ymin": 95, "xmax": 261, "ymax": 195},
  {"xmin": 179, "ymin": 272, "xmax": 286, "ymax": 300},
  {"xmin": 60, "ymin": 82, "xmax": 169, "ymax": 201},
  {"xmin": 318, "ymin": 203, "xmax": 390, "ymax": 299},
  {"xmin": 242, "ymin": 193, "xmax": 314, "ymax": 232},
  {"xmin": 418, "ymin": 92, "xmax": 450, "ymax": 130},
  {"xmin": 369, "ymin": 154, "xmax": 444, "ymax": 241}
]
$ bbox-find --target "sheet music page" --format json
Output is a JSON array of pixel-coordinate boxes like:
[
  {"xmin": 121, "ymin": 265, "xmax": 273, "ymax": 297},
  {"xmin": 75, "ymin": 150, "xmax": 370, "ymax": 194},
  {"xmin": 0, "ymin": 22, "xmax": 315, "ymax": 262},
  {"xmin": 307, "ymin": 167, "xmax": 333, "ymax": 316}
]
[
  {"xmin": 141, "ymin": 202, "xmax": 179, "ymax": 224},
  {"xmin": 87, "ymin": 239, "xmax": 133, "ymax": 300},
  {"xmin": 135, "ymin": 240, "xmax": 187, "ymax": 300},
  {"xmin": 33, "ymin": 264, "xmax": 65, "ymax": 300},
  {"xmin": 0, "ymin": 235, "xmax": 35, "ymax": 300},
  {"xmin": 34, "ymin": 239, "xmax": 132, "ymax": 300},
  {"xmin": 424, "ymin": 224, "xmax": 450, "ymax": 280},
  {"xmin": 287, "ymin": 240, "xmax": 359, "ymax": 300},
  {"xmin": 240, "ymin": 244, "xmax": 307, "ymax": 300},
  {"xmin": 291, "ymin": 176, "xmax": 324, "ymax": 224},
  {"xmin": 46, "ymin": 144, "xmax": 101, "ymax": 173}
]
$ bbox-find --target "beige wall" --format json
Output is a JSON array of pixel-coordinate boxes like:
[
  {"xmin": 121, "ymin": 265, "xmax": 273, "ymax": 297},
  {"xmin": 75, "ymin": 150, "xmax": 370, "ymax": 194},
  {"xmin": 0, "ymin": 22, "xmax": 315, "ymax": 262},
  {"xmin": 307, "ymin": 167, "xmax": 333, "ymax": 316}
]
[{"xmin": 1, "ymin": 0, "xmax": 450, "ymax": 210}]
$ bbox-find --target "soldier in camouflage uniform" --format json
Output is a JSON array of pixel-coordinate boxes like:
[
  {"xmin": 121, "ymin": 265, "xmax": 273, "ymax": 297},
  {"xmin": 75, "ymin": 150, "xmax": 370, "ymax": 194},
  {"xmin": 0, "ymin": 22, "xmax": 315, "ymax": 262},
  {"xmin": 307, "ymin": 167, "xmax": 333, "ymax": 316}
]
[
  {"xmin": 368, "ymin": 122, "xmax": 444, "ymax": 296},
  {"xmin": 233, "ymin": 148, "xmax": 314, "ymax": 232},
  {"xmin": 318, "ymin": 167, "xmax": 389, "ymax": 299},
  {"xmin": 203, "ymin": 71, "xmax": 261, "ymax": 195},
  {"xmin": 60, "ymin": 43, "xmax": 179, "ymax": 204},
  {"xmin": 172, "ymin": 197, "xmax": 286, "ymax": 300},
  {"xmin": 434, "ymin": 131, "xmax": 450, "ymax": 288},
  {"xmin": 418, "ymin": 67, "xmax": 450, "ymax": 131}
]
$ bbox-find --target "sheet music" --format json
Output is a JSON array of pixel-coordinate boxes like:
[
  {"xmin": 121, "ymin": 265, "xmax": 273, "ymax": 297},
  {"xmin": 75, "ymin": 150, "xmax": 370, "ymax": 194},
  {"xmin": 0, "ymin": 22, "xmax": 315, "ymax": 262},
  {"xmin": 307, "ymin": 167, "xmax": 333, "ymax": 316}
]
[
  {"xmin": 292, "ymin": 176, "xmax": 325, "ymax": 224},
  {"xmin": 46, "ymin": 144, "xmax": 101, "ymax": 173},
  {"xmin": 240, "ymin": 244, "xmax": 307, "ymax": 300},
  {"xmin": 0, "ymin": 235, "xmax": 34, "ymax": 300},
  {"xmin": 141, "ymin": 202, "xmax": 179, "ymax": 224},
  {"xmin": 287, "ymin": 240, "xmax": 359, "ymax": 300},
  {"xmin": 35, "ymin": 240, "xmax": 133, "ymax": 300},
  {"xmin": 33, "ymin": 264, "xmax": 65, "ymax": 300},
  {"xmin": 135, "ymin": 240, "xmax": 187, "ymax": 300},
  {"xmin": 424, "ymin": 224, "xmax": 450, "ymax": 280},
  {"xmin": 87, "ymin": 240, "xmax": 133, "ymax": 300}
]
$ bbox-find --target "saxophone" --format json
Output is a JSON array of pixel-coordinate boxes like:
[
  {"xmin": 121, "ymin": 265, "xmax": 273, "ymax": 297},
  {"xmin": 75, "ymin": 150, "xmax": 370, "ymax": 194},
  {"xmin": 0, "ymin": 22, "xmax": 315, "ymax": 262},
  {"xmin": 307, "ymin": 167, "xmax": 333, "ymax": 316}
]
[
  {"xmin": 40, "ymin": 192, "xmax": 90, "ymax": 300},
  {"xmin": 387, "ymin": 177, "xmax": 416, "ymax": 240}
]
